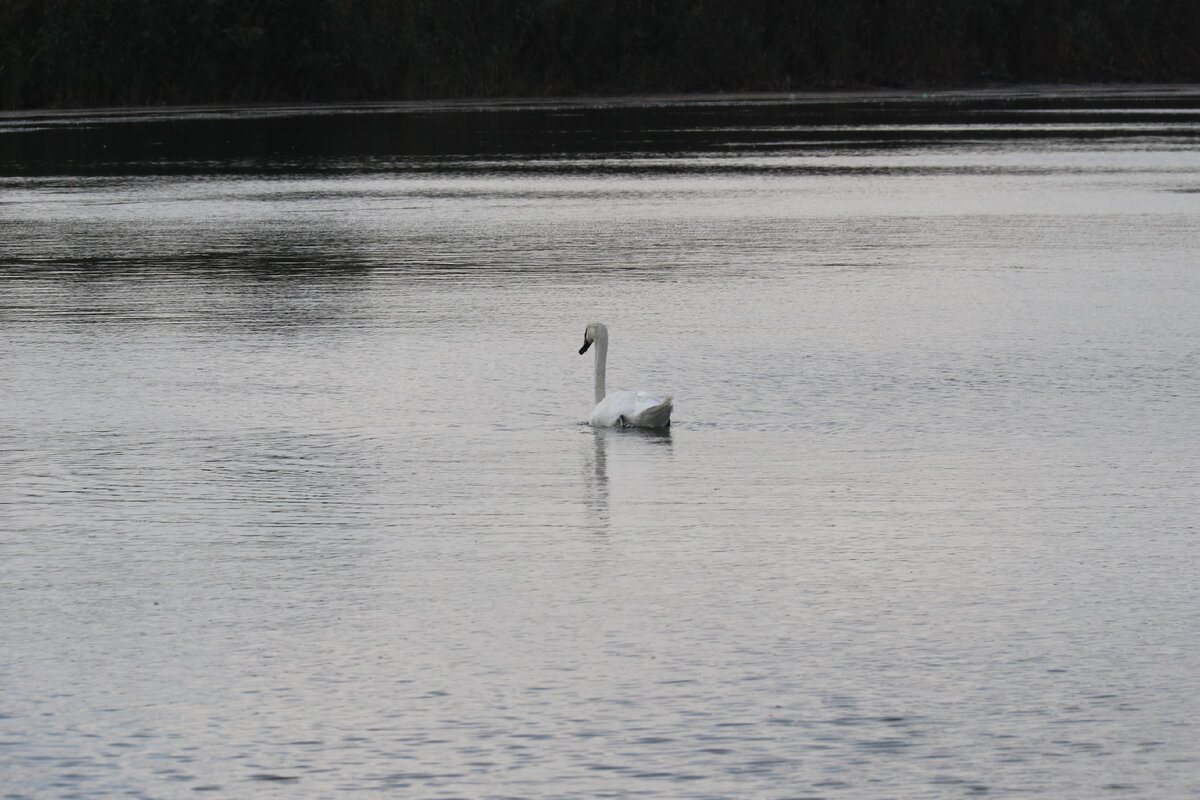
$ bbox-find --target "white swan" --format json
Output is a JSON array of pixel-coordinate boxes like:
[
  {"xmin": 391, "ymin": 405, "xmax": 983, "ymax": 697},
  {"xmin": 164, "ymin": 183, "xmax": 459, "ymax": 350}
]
[{"xmin": 578, "ymin": 322, "xmax": 673, "ymax": 428}]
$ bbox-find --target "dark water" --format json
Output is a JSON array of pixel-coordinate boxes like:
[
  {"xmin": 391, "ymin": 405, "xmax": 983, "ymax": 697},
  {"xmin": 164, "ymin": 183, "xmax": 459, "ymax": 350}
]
[{"xmin": 2, "ymin": 88, "xmax": 1199, "ymax": 798}]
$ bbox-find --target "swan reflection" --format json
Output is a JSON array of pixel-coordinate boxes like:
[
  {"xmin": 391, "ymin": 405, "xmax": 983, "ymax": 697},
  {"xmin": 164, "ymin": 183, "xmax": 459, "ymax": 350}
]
[
  {"xmin": 583, "ymin": 426, "xmax": 672, "ymax": 534},
  {"xmin": 584, "ymin": 427, "xmax": 610, "ymax": 532}
]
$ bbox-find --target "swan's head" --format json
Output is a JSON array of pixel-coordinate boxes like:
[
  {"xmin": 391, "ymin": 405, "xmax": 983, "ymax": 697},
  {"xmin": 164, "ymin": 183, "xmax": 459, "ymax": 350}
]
[{"xmin": 579, "ymin": 321, "xmax": 607, "ymax": 355}]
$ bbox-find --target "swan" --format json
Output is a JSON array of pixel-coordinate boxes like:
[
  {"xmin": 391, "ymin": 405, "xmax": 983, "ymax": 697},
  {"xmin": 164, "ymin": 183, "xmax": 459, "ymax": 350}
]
[{"xmin": 578, "ymin": 322, "xmax": 673, "ymax": 428}]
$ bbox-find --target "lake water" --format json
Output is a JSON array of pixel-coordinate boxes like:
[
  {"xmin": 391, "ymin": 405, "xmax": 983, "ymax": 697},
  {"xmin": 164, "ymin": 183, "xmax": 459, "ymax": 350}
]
[{"xmin": 2, "ymin": 88, "xmax": 1199, "ymax": 798}]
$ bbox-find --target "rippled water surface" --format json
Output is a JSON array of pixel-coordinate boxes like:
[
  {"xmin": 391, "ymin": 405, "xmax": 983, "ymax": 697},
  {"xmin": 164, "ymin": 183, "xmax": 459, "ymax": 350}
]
[{"xmin": 2, "ymin": 89, "xmax": 1199, "ymax": 798}]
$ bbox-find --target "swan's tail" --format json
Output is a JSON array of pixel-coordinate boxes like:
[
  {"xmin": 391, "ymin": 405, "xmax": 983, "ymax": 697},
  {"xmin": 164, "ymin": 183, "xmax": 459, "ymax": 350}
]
[{"xmin": 639, "ymin": 395, "xmax": 673, "ymax": 429}]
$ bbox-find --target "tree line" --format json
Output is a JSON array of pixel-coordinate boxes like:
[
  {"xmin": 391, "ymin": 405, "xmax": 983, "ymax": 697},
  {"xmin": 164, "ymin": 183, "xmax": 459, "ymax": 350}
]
[{"xmin": 3, "ymin": 0, "xmax": 1200, "ymax": 109}]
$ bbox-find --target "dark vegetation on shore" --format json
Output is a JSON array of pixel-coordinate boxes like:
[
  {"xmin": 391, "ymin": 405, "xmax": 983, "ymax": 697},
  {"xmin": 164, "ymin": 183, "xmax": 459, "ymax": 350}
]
[{"xmin": 3, "ymin": 0, "xmax": 1200, "ymax": 110}]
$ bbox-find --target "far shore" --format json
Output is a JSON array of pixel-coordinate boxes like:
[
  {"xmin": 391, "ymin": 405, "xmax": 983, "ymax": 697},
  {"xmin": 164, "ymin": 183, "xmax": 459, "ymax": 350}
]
[{"xmin": 4, "ymin": 83, "xmax": 1200, "ymax": 123}]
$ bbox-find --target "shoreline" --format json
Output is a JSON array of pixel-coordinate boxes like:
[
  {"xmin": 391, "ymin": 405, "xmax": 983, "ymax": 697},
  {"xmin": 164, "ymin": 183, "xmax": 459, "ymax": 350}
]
[{"xmin": 4, "ymin": 83, "xmax": 1200, "ymax": 124}]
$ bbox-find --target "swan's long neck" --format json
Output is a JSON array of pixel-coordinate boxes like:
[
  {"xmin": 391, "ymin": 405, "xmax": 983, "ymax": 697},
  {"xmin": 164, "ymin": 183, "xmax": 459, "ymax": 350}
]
[{"xmin": 592, "ymin": 328, "xmax": 608, "ymax": 405}]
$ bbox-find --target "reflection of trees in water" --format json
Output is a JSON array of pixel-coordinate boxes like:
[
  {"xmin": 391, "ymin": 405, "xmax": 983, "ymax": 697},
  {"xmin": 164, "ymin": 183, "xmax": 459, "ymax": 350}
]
[
  {"xmin": 215, "ymin": 225, "xmax": 374, "ymax": 331},
  {"xmin": 10, "ymin": 93, "xmax": 1200, "ymax": 182},
  {"xmin": 3, "ymin": 218, "xmax": 376, "ymax": 332}
]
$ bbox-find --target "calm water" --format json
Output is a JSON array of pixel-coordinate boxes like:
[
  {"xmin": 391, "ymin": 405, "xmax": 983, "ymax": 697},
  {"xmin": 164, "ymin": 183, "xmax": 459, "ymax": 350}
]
[{"xmin": 2, "ymin": 89, "xmax": 1199, "ymax": 798}]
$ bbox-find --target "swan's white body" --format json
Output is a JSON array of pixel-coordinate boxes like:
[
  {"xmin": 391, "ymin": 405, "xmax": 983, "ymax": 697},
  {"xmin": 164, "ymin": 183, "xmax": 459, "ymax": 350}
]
[
  {"xmin": 590, "ymin": 389, "xmax": 674, "ymax": 428},
  {"xmin": 579, "ymin": 322, "xmax": 673, "ymax": 428}
]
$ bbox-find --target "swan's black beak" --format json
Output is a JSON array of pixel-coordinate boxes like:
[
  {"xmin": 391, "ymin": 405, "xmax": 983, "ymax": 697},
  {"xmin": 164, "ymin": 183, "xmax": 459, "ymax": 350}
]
[{"xmin": 579, "ymin": 339, "xmax": 592, "ymax": 355}]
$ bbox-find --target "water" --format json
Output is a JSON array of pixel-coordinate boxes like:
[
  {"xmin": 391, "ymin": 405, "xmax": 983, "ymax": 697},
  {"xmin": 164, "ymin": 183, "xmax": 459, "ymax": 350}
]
[{"xmin": 2, "ymin": 89, "xmax": 1199, "ymax": 798}]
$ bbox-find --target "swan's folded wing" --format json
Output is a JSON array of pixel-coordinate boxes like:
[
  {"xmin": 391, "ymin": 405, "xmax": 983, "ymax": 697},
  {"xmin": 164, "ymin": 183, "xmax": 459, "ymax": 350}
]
[
  {"xmin": 630, "ymin": 393, "xmax": 673, "ymax": 428},
  {"xmin": 630, "ymin": 391, "xmax": 669, "ymax": 411}
]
